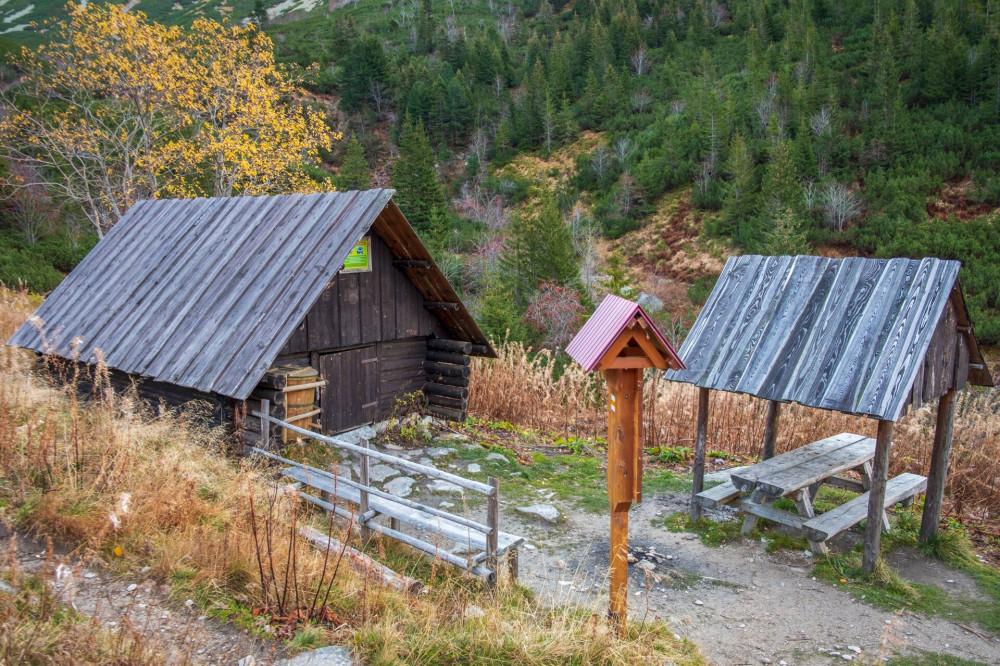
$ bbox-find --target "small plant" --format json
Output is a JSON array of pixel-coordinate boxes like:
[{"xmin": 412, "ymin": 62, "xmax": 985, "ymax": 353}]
[{"xmin": 648, "ymin": 445, "xmax": 693, "ymax": 465}]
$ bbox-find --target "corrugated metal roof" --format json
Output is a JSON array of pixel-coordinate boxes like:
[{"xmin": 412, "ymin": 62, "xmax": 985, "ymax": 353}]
[
  {"xmin": 663, "ymin": 255, "xmax": 991, "ymax": 421},
  {"xmin": 566, "ymin": 294, "xmax": 685, "ymax": 372},
  {"xmin": 7, "ymin": 190, "xmax": 493, "ymax": 400}
]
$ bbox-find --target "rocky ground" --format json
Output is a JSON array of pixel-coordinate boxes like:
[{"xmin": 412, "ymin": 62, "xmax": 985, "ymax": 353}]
[
  {"xmin": 4, "ymin": 426, "xmax": 998, "ymax": 665},
  {"xmin": 344, "ymin": 430, "xmax": 1000, "ymax": 665}
]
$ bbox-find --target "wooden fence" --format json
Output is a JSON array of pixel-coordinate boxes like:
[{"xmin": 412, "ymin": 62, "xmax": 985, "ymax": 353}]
[{"xmin": 245, "ymin": 402, "xmax": 522, "ymax": 586}]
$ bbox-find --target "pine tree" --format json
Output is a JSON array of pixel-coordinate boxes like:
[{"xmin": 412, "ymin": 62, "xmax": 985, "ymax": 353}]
[
  {"xmin": 341, "ymin": 35, "xmax": 389, "ymax": 113},
  {"xmin": 251, "ymin": 0, "xmax": 268, "ymax": 27},
  {"xmin": 393, "ymin": 117, "xmax": 446, "ymax": 241},
  {"xmin": 416, "ymin": 0, "xmax": 435, "ymax": 54},
  {"xmin": 721, "ymin": 131, "xmax": 756, "ymax": 233},
  {"xmin": 338, "ymin": 138, "xmax": 370, "ymax": 191},
  {"xmin": 761, "ymin": 139, "xmax": 801, "ymax": 216},
  {"xmin": 500, "ymin": 192, "xmax": 579, "ymax": 308},
  {"xmin": 762, "ymin": 206, "xmax": 811, "ymax": 256}
]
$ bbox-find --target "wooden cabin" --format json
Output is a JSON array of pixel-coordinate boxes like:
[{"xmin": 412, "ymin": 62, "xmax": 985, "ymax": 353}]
[{"xmin": 7, "ymin": 190, "xmax": 495, "ymax": 442}]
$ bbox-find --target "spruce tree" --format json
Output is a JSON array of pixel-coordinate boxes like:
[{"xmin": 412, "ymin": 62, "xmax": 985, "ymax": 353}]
[
  {"xmin": 500, "ymin": 192, "xmax": 579, "ymax": 308},
  {"xmin": 338, "ymin": 138, "xmax": 370, "ymax": 191},
  {"xmin": 393, "ymin": 117, "xmax": 446, "ymax": 241}
]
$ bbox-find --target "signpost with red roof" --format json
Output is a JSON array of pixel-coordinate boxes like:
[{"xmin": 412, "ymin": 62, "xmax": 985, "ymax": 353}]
[{"xmin": 565, "ymin": 294, "xmax": 685, "ymax": 633}]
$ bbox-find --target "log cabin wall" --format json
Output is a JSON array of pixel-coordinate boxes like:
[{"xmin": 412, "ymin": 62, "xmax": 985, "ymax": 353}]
[{"xmin": 270, "ymin": 232, "xmax": 449, "ymax": 432}]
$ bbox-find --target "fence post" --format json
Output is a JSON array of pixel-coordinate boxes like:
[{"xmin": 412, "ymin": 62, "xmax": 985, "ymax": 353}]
[
  {"xmin": 486, "ymin": 476, "xmax": 499, "ymax": 588},
  {"xmin": 261, "ymin": 399, "xmax": 270, "ymax": 451},
  {"xmin": 360, "ymin": 438, "xmax": 371, "ymax": 542}
]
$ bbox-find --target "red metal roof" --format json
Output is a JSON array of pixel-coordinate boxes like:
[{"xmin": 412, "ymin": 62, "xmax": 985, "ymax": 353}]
[{"xmin": 565, "ymin": 294, "xmax": 685, "ymax": 372}]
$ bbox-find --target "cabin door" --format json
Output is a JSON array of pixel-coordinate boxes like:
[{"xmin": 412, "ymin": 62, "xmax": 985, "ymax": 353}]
[{"xmin": 319, "ymin": 346, "xmax": 378, "ymax": 434}]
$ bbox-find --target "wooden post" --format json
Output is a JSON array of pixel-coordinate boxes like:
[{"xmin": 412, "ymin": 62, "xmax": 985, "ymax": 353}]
[
  {"xmin": 762, "ymin": 400, "xmax": 781, "ymax": 460},
  {"xmin": 920, "ymin": 390, "xmax": 958, "ymax": 543},
  {"xmin": 261, "ymin": 399, "xmax": 270, "ymax": 450},
  {"xmin": 604, "ymin": 368, "xmax": 641, "ymax": 634},
  {"xmin": 690, "ymin": 387, "xmax": 710, "ymax": 522},
  {"xmin": 486, "ymin": 476, "xmax": 500, "ymax": 588},
  {"xmin": 360, "ymin": 438, "xmax": 371, "ymax": 542},
  {"xmin": 862, "ymin": 420, "xmax": 894, "ymax": 574}
]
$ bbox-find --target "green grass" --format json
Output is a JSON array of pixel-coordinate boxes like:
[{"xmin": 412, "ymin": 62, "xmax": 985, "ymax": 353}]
[
  {"xmin": 812, "ymin": 509, "xmax": 1000, "ymax": 635},
  {"xmin": 652, "ymin": 513, "xmax": 748, "ymax": 548}
]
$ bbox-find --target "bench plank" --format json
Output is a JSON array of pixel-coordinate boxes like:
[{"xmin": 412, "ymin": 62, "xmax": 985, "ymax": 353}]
[
  {"xmin": 753, "ymin": 438, "xmax": 876, "ymax": 498},
  {"xmin": 803, "ymin": 473, "xmax": 927, "ymax": 542},
  {"xmin": 695, "ymin": 480, "xmax": 742, "ymax": 508},
  {"xmin": 733, "ymin": 498, "xmax": 807, "ymax": 530},
  {"xmin": 730, "ymin": 433, "xmax": 869, "ymax": 492},
  {"xmin": 282, "ymin": 466, "xmax": 524, "ymax": 554}
]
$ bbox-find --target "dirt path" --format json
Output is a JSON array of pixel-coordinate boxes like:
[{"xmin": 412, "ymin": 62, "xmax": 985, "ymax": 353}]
[
  {"xmin": 1, "ymin": 527, "xmax": 280, "ymax": 665},
  {"xmin": 503, "ymin": 490, "xmax": 1000, "ymax": 665}
]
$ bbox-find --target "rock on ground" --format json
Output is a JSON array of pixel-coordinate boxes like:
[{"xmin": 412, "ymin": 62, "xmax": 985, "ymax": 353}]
[
  {"xmin": 516, "ymin": 504, "xmax": 560, "ymax": 524},
  {"xmin": 366, "ymin": 464, "xmax": 399, "ymax": 483},
  {"xmin": 426, "ymin": 480, "xmax": 465, "ymax": 494},
  {"xmin": 467, "ymin": 463, "xmax": 481, "ymax": 474},
  {"xmin": 486, "ymin": 453, "xmax": 509, "ymax": 463},
  {"xmin": 383, "ymin": 476, "xmax": 416, "ymax": 498},
  {"xmin": 425, "ymin": 447, "xmax": 454, "ymax": 460},
  {"xmin": 276, "ymin": 645, "xmax": 354, "ymax": 665}
]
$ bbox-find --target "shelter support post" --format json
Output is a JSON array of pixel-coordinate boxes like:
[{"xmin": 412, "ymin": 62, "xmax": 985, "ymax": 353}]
[
  {"xmin": 690, "ymin": 387, "xmax": 710, "ymax": 522},
  {"xmin": 862, "ymin": 420, "xmax": 894, "ymax": 574},
  {"xmin": 919, "ymin": 390, "xmax": 958, "ymax": 543},
  {"xmin": 762, "ymin": 400, "xmax": 782, "ymax": 460},
  {"xmin": 604, "ymin": 368, "xmax": 642, "ymax": 635}
]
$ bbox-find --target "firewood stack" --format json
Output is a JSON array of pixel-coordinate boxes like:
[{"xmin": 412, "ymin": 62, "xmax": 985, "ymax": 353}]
[{"xmin": 423, "ymin": 337, "xmax": 472, "ymax": 422}]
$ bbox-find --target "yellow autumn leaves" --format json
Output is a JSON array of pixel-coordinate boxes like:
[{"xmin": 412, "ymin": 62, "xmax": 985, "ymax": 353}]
[{"xmin": 0, "ymin": 3, "xmax": 339, "ymax": 237}]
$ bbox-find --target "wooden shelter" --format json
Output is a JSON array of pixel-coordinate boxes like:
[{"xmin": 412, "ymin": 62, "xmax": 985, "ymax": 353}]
[
  {"xmin": 7, "ymin": 190, "xmax": 495, "ymax": 440},
  {"xmin": 664, "ymin": 255, "xmax": 993, "ymax": 571}
]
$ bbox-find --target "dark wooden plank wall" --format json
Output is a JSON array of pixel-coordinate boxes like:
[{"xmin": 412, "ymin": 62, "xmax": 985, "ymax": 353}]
[
  {"xmin": 377, "ymin": 340, "xmax": 427, "ymax": 418},
  {"xmin": 905, "ymin": 299, "xmax": 968, "ymax": 414},
  {"xmin": 281, "ymin": 233, "xmax": 438, "ymax": 355}
]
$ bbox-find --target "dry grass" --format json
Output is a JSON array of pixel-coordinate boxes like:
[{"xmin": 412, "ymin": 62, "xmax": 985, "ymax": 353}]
[
  {"xmin": 0, "ymin": 286, "xmax": 701, "ymax": 665},
  {"xmin": 470, "ymin": 342, "xmax": 1000, "ymax": 527}
]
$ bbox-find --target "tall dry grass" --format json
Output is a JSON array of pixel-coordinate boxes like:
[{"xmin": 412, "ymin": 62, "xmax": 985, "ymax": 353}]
[
  {"xmin": 470, "ymin": 341, "xmax": 1000, "ymax": 524},
  {"xmin": 0, "ymin": 287, "xmax": 700, "ymax": 665}
]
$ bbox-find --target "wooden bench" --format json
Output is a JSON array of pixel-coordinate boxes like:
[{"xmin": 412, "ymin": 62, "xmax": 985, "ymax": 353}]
[
  {"xmin": 804, "ymin": 473, "xmax": 927, "ymax": 542},
  {"xmin": 282, "ymin": 466, "xmax": 524, "ymax": 572},
  {"xmin": 695, "ymin": 480, "xmax": 741, "ymax": 509},
  {"xmin": 694, "ymin": 433, "xmax": 927, "ymax": 553}
]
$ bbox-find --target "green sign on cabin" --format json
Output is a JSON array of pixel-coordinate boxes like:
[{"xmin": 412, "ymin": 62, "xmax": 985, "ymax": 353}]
[{"xmin": 342, "ymin": 237, "xmax": 371, "ymax": 272}]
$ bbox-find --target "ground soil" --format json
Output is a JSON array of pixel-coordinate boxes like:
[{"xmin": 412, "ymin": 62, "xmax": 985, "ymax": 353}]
[
  {"xmin": 1, "ymin": 527, "xmax": 281, "ymax": 665},
  {"xmin": 504, "ymin": 489, "xmax": 1000, "ymax": 665}
]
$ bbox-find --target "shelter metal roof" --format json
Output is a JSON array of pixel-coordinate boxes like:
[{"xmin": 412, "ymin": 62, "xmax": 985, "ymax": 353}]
[
  {"xmin": 566, "ymin": 294, "xmax": 685, "ymax": 372},
  {"xmin": 8, "ymin": 190, "xmax": 494, "ymax": 400},
  {"xmin": 663, "ymin": 255, "xmax": 991, "ymax": 421}
]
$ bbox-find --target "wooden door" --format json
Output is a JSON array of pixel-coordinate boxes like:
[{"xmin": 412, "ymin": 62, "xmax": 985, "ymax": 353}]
[{"xmin": 320, "ymin": 346, "xmax": 378, "ymax": 433}]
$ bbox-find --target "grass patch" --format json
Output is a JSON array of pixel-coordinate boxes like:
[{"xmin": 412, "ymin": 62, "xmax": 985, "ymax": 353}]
[
  {"xmin": 653, "ymin": 513, "xmax": 747, "ymax": 547},
  {"xmin": 812, "ymin": 509, "xmax": 1000, "ymax": 635},
  {"xmin": 0, "ymin": 575, "xmax": 165, "ymax": 664}
]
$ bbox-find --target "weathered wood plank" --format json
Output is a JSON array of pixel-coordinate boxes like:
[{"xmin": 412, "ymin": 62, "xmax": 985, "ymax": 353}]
[
  {"xmin": 805, "ymin": 473, "xmax": 926, "ymax": 542},
  {"xmin": 753, "ymin": 438, "xmax": 876, "ymax": 498},
  {"xmin": 694, "ymin": 480, "xmax": 740, "ymax": 509},
  {"xmin": 427, "ymin": 338, "xmax": 473, "ymax": 354},
  {"xmin": 862, "ymin": 420, "xmax": 894, "ymax": 573},
  {"xmin": 689, "ymin": 387, "xmax": 710, "ymax": 521},
  {"xmin": 730, "ymin": 433, "xmax": 868, "ymax": 492},
  {"xmin": 919, "ymin": 390, "xmax": 958, "ymax": 542}
]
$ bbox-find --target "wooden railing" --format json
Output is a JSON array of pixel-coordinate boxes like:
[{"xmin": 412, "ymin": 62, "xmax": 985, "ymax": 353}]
[{"xmin": 244, "ymin": 401, "xmax": 519, "ymax": 585}]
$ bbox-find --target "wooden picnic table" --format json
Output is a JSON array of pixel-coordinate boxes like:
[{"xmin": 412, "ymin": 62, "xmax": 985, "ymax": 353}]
[{"xmin": 695, "ymin": 433, "xmax": 927, "ymax": 554}]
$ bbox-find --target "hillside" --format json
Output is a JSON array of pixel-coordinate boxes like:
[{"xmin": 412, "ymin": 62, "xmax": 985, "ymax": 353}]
[{"xmin": 3, "ymin": 0, "xmax": 1000, "ymax": 351}]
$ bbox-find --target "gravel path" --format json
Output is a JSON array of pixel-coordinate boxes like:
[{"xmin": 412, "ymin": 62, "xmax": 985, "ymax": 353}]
[{"xmin": 503, "ymin": 489, "xmax": 1000, "ymax": 665}]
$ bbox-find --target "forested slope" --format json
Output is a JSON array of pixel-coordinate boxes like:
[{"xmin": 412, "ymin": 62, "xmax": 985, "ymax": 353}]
[{"xmin": 3, "ymin": 0, "xmax": 1000, "ymax": 348}]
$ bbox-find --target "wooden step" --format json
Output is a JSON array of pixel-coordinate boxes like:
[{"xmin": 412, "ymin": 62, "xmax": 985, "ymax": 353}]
[
  {"xmin": 695, "ymin": 480, "xmax": 741, "ymax": 509},
  {"xmin": 803, "ymin": 473, "xmax": 927, "ymax": 542},
  {"xmin": 282, "ymin": 466, "xmax": 523, "ymax": 555}
]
